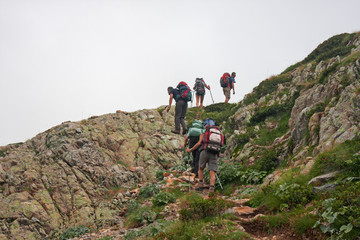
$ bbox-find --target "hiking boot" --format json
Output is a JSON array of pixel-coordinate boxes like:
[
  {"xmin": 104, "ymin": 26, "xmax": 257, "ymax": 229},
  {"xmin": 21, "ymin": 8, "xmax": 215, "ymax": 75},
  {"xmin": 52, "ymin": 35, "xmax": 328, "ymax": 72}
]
[
  {"xmin": 182, "ymin": 129, "xmax": 188, "ymax": 135},
  {"xmin": 171, "ymin": 130, "xmax": 180, "ymax": 134},
  {"xmin": 194, "ymin": 181, "xmax": 205, "ymax": 191}
]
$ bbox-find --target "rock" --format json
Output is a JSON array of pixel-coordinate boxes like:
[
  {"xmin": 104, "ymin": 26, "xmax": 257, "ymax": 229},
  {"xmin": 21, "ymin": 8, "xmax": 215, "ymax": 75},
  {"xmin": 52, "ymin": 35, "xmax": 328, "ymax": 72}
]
[
  {"xmin": 308, "ymin": 171, "xmax": 339, "ymax": 186},
  {"xmin": 313, "ymin": 183, "xmax": 338, "ymax": 193}
]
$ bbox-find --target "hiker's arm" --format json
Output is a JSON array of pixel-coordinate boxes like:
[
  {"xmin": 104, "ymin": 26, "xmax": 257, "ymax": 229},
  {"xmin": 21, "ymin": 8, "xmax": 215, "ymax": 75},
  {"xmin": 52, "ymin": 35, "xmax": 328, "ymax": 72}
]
[
  {"xmin": 206, "ymin": 84, "xmax": 210, "ymax": 90},
  {"xmin": 167, "ymin": 94, "xmax": 173, "ymax": 112},
  {"xmin": 186, "ymin": 134, "xmax": 203, "ymax": 152},
  {"xmin": 232, "ymin": 82, "xmax": 235, "ymax": 94},
  {"xmin": 183, "ymin": 136, "xmax": 189, "ymax": 149}
]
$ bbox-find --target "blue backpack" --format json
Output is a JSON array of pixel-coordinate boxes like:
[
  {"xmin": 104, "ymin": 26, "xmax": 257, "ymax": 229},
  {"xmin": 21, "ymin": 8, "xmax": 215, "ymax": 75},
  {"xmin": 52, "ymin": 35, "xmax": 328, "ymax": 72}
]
[{"xmin": 204, "ymin": 118, "xmax": 216, "ymax": 127}]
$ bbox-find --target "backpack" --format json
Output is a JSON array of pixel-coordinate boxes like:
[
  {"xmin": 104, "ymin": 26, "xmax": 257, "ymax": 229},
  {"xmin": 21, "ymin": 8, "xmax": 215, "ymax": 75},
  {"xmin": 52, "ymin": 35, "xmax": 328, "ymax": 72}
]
[
  {"xmin": 194, "ymin": 78, "xmax": 205, "ymax": 95},
  {"xmin": 203, "ymin": 125, "xmax": 224, "ymax": 154},
  {"xmin": 220, "ymin": 73, "xmax": 230, "ymax": 88},
  {"xmin": 188, "ymin": 120, "xmax": 205, "ymax": 148},
  {"xmin": 204, "ymin": 118, "xmax": 216, "ymax": 127},
  {"xmin": 177, "ymin": 81, "xmax": 192, "ymax": 102}
]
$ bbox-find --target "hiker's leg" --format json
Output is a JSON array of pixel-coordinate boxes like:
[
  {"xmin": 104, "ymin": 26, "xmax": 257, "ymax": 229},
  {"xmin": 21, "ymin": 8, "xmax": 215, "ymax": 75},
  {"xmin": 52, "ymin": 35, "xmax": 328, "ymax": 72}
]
[
  {"xmin": 223, "ymin": 87, "xmax": 230, "ymax": 103},
  {"xmin": 195, "ymin": 94, "xmax": 200, "ymax": 107},
  {"xmin": 198, "ymin": 150, "xmax": 207, "ymax": 181},
  {"xmin": 207, "ymin": 152, "xmax": 218, "ymax": 188},
  {"xmin": 198, "ymin": 167, "xmax": 204, "ymax": 181},
  {"xmin": 179, "ymin": 101, "xmax": 188, "ymax": 132},
  {"xmin": 174, "ymin": 102, "xmax": 182, "ymax": 132},
  {"xmin": 200, "ymin": 95, "xmax": 204, "ymax": 108},
  {"xmin": 209, "ymin": 170, "xmax": 216, "ymax": 186}
]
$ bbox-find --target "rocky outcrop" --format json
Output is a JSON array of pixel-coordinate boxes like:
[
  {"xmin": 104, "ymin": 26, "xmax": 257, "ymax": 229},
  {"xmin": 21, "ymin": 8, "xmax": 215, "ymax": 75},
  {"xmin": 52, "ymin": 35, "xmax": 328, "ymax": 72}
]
[
  {"xmin": 226, "ymin": 33, "xmax": 360, "ymax": 171},
  {"xmin": 0, "ymin": 108, "xmax": 183, "ymax": 239}
]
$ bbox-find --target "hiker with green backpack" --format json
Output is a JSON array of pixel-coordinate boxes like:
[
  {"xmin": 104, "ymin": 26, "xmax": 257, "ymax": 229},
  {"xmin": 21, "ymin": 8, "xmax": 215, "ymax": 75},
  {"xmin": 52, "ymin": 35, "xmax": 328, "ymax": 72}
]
[
  {"xmin": 167, "ymin": 82, "xmax": 192, "ymax": 135},
  {"xmin": 183, "ymin": 120, "xmax": 205, "ymax": 177},
  {"xmin": 193, "ymin": 78, "xmax": 210, "ymax": 108},
  {"xmin": 186, "ymin": 118, "xmax": 224, "ymax": 193}
]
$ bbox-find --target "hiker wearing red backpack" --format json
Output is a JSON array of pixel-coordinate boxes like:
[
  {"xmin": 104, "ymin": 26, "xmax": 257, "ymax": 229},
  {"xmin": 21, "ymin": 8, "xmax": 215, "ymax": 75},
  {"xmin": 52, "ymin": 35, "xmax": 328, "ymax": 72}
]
[
  {"xmin": 220, "ymin": 72, "xmax": 236, "ymax": 103},
  {"xmin": 186, "ymin": 118, "xmax": 224, "ymax": 194},
  {"xmin": 193, "ymin": 78, "xmax": 210, "ymax": 108},
  {"xmin": 167, "ymin": 82, "xmax": 192, "ymax": 135}
]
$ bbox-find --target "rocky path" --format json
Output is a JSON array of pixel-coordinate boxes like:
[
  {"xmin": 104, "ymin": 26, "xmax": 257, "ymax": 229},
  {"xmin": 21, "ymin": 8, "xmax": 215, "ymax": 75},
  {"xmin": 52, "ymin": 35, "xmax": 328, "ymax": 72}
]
[{"xmin": 69, "ymin": 170, "xmax": 306, "ymax": 240}]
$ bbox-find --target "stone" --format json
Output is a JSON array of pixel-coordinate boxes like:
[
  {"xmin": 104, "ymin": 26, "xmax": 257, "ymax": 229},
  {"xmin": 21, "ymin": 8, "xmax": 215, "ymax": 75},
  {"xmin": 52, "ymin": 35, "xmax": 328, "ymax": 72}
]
[{"xmin": 308, "ymin": 171, "xmax": 339, "ymax": 186}]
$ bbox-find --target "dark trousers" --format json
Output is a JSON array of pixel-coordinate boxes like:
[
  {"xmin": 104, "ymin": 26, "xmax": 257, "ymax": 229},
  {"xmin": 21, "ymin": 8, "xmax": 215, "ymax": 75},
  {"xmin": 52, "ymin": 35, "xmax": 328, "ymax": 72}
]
[
  {"xmin": 192, "ymin": 149, "xmax": 200, "ymax": 176},
  {"xmin": 175, "ymin": 100, "xmax": 188, "ymax": 132}
]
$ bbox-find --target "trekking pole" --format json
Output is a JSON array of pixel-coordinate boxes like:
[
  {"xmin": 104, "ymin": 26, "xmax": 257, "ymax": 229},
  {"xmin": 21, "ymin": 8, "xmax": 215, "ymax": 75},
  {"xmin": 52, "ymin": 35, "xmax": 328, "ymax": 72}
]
[
  {"xmin": 209, "ymin": 89, "xmax": 215, "ymax": 104},
  {"xmin": 188, "ymin": 151, "xmax": 191, "ymax": 192},
  {"xmin": 215, "ymin": 173, "xmax": 223, "ymax": 190}
]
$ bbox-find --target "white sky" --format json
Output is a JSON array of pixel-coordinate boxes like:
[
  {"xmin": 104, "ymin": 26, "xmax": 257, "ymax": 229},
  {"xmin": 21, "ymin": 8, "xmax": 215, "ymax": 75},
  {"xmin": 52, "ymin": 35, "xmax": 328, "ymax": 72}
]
[{"xmin": 1, "ymin": 0, "xmax": 360, "ymax": 146}]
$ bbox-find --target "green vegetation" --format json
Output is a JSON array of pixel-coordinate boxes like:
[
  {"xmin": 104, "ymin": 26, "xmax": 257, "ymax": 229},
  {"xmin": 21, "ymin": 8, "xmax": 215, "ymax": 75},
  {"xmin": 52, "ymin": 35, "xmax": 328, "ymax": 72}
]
[
  {"xmin": 0, "ymin": 148, "xmax": 8, "ymax": 157},
  {"xmin": 314, "ymin": 182, "xmax": 360, "ymax": 239},
  {"xmin": 315, "ymin": 138, "xmax": 360, "ymax": 177},
  {"xmin": 139, "ymin": 183, "xmax": 160, "ymax": 199},
  {"xmin": 179, "ymin": 196, "xmax": 231, "ymax": 221},
  {"xmin": 243, "ymin": 75, "xmax": 292, "ymax": 105},
  {"xmin": 186, "ymin": 102, "xmax": 239, "ymax": 133},
  {"xmin": 154, "ymin": 218, "xmax": 251, "ymax": 240},
  {"xmin": 152, "ymin": 191, "xmax": 176, "ymax": 206},
  {"xmin": 282, "ymin": 33, "xmax": 357, "ymax": 74},
  {"xmin": 57, "ymin": 225, "xmax": 89, "ymax": 240}
]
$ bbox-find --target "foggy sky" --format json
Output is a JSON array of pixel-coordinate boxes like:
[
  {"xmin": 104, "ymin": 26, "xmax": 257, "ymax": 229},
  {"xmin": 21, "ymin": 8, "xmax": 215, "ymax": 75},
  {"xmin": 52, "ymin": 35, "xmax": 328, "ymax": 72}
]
[{"xmin": 1, "ymin": 0, "xmax": 360, "ymax": 145}]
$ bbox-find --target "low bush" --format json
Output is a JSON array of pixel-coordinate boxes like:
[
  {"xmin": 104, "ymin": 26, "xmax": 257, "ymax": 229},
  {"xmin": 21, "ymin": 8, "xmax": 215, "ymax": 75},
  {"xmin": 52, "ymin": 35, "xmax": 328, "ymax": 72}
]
[
  {"xmin": 58, "ymin": 225, "xmax": 89, "ymax": 240},
  {"xmin": 154, "ymin": 218, "xmax": 251, "ymax": 240},
  {"xmin": 152, "ymin": 192, "xmax": 176, "ymax": 206},
  {"xmin": 126, "ymin": 206, "xmax": 157, "ymax": 228},
  {"xmin": 179, "ymin": 197, "xmax": 231, "ymax": 221},
  {"xmin": 139, "ymin": 183, "xmax": 160, "ymax": 199},
  {"xmin": 274, "ymin": 183, "xmax": 314, "ymax": 209},
  {"xmin": 314, "ymin": 182, "xmax": 360, "ymax": 239}
]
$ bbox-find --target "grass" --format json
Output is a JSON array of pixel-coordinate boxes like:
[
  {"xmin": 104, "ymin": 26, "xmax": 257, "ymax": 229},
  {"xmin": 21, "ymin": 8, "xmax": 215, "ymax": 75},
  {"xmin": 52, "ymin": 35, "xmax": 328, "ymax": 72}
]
[
  {"xmin": 281, "ymin": 33, "xmax": 357, "ymax": 75},
  {"xmin": 154, "ymin": 217, "xmax": 252, "ymax": 240}
]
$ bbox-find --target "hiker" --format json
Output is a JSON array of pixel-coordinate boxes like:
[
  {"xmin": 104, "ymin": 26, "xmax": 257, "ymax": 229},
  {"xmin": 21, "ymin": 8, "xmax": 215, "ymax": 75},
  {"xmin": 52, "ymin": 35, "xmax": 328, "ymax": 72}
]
[
  {"xmin": 167, "ymin": 82, "xmax": 192, "ymax": 135},
  {"xmin": 186, "ymin": 119, "xmax": 224, "ymax": 193},
  {"xmin": 193, "ymin": 78, "xmax": 210, "ymax": 108},
  {"xmin": 220, "ymin": 72, "xmax": 236, "ymax": 103},
  {"xmin": 183, "ymin": 120, "xmax": 205, "ymax": 177}
]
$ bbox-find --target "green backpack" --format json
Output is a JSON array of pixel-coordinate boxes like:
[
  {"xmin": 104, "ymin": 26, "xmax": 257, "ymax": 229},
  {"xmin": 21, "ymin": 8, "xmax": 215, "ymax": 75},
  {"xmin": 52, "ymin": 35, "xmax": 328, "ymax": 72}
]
[{"xmin": 188, "ymin": 120, "xmax": 205, "ymax": 137}]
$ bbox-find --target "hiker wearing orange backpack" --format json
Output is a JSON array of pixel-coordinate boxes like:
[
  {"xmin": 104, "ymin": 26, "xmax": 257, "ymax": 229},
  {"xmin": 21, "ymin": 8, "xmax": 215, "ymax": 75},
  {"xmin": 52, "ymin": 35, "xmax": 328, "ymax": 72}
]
[
  {"xmin": 220, "ymin": 72, "xmax": 236, "ymax": 103},
  {"xmin": 167, "ymin": 82, "xmax": 192, "ymax": 135}
]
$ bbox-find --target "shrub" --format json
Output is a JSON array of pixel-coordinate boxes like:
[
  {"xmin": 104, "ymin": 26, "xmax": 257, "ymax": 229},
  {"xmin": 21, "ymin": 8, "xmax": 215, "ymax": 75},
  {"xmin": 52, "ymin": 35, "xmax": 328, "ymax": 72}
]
[
  {"xmin": 252, "ymin": 148, "xmax": 279, "ymax": 173},
  {"xmin": 156, "ymin": 170, "xmax": 166, "ymax": 180},
  {"xmin": 152, "ymin": 192, "xmax": 176, "ymax": 206},
  {"xmin": 243, "ymin": 75, "xmax": 292, "ymax": 105},
  {"xmin": 274, "ymin": 183, "xmax": 314, "ymax": 208},
  {"xmin": 126, "ymin": 206, "xmax": 157, "ymax": 228},
  {"xmin": 179, "ymin": 197, "xmax": 231, "ymax": 221},
  {"xmin": 293, "ymin": 214, "xmax": 317, "ymax": 235},
  {"xmin": 58, "ymin": 225, "xmax": 89, "ymax": 240},
  {"xmin": 139, "ymin": 183, "xmax": 160, "ymax": 199},
  {"xmin": 314, "ymin": 182, "xmax": 360, "ymax": 239}
]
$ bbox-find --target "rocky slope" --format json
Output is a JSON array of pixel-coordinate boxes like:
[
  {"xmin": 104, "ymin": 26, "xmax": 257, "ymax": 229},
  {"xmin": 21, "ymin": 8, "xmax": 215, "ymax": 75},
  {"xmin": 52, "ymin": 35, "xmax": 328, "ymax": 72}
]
[
  {"xmin": 0, "ymin": 108, "xmax": 184, "ymax": 239},
  {"xmin": 227, "ymin": 32, "xmax": 360, "ymax": 178},
  {"xmin": 1, "ymin": 32, "xmax": 360, "ymax": 239}
]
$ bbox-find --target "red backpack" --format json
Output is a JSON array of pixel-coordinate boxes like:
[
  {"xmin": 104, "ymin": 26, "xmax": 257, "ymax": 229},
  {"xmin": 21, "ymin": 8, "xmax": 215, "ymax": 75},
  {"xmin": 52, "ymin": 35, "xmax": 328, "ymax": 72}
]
[
  {"xmin": 203, "ymin": 125, "xmax": 224, "ymax": 154},
  {"xmin": 176, "ymin": 81, "xmax": 192, "ymax": 102},
  {"xmin": 220, "ymin": 73, "xmax": 230, "ymax": 88}
]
